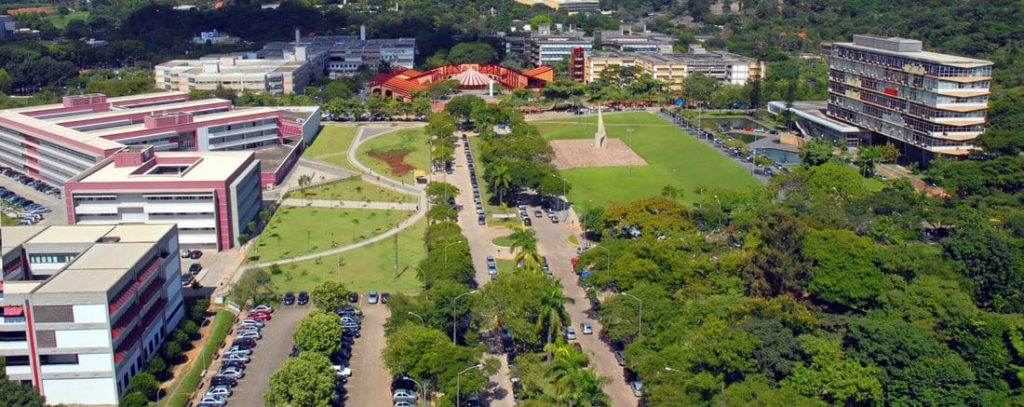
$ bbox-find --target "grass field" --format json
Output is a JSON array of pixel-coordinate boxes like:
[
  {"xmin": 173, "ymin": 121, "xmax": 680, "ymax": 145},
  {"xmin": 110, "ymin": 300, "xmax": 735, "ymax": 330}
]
[
  {"xmin": 269, "ymin": 218, "xmax": 428, "ymax": 294},
  {"xmin": 161, "ymin": 310, "xmax": 234, "ymax": 407},
  {"xmin": 496, "ymin": 259, "xmax": 517, "ymax": 276},
  {"xmin": 285, "ymin": 177, "xmax": 417, "ymax": 203},
  {"xmin": 304, "ymin": 125, "xmax": 360, "ymax": 171},
  {"xmin": 533, "ymin": 112, "xmax": 760, "ymax": 207},
  {"xmin": 251, "ymin": 207, "xmax": 412, "ymax": 262},
  {"xmin": 1, "ymin": 212, "xmax": 18, "ymax": 226},
  {"xmin": 493, "ymin": 235, "xmax": 513, "ymax": 247},
  {"xmin": 356, "ymin": 128, "xmax": 430, "ymax": 183}
]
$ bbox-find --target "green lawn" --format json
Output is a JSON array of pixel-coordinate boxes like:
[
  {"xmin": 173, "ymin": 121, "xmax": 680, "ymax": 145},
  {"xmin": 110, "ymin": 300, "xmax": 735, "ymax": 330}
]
[
  {"xmin": 1, "ymin": 212, "xmax": 18, "ymax": 226},
  {"xmin": 356, "ymin": 128, "xmax": 430, "ymax": 184},
  {"xmin": 250, "ymin": 207, "xmax": 413, "ymax": 262},
  {"xmin": 863, "ymin": 177, "xmax": 886, "ymax": 192},
  {"xmin": 160, "ymin": 310, "xmax": 234, "ymax": 407},
  {"xmin": 269, "ymin": 218, "xmax": 428, "ymax": 294},
  {"xmin": 285, "ymin": 177, "xmax": 417, "ymax": 203},
  {"xmin": 305, "ymin": 125, "xmax": 360, "ymax": 171},
  {"xmin": 493, "ymin": 235, "xmax": 513, "ymax": 247},
  {"xmin": 496, "ymin": 259, "xmax": 517, "ymax": 276},
  {"xmin": 533, "ymin": 112, "xmax": 761, "ymax": 207}
]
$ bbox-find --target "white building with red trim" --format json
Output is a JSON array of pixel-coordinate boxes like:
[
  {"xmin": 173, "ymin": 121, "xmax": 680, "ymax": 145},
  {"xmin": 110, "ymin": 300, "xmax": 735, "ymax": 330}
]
[{"xmin": 0, "ymin": 224, "xmax": 185, "ymax": 405}]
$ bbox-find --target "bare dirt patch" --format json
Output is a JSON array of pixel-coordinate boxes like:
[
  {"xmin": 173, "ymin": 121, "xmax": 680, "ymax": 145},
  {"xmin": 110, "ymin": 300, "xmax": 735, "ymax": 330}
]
[
  {"xmin": 551, "ymin": 138, "xmax": 648, "ymax": 169},
  {"xmin": 368, "ymin": 149, "xmax": 414, "ymax": 176}
]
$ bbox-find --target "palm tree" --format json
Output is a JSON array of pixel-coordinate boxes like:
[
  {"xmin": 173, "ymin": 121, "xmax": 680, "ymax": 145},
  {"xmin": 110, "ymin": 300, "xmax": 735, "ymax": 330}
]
[
  {"xmin": 535, "ymin": 283, "xmax": 573, "ymax": 360},
  {"xmin": 508, "ymin": 227, "xmax": 542, "ymax": 271},
  {"xmin": 490, "ymin": 164, "xmax": 512, "ymax": 205},
  {"xmin": 546, "ymin": 343, "xmax": 610, "ymax": 407}
]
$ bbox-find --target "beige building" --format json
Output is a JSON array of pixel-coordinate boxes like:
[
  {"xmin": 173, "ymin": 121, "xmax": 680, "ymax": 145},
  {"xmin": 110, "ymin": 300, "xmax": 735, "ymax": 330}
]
[
  {"xmin": 586, "ymin": 47, "xmax": 766, "ymax": 90},
  {"xmin": 155, "ymin": 54, "xmax": 316, "ymax": 95}
]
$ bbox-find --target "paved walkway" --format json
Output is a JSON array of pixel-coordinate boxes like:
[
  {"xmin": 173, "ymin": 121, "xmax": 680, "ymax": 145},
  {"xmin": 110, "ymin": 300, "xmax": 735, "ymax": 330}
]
[
  {"xmin": 279, "ymin": 198, "xmax": 418, "ymax": 211},
  {"xmin": 239, "ymin": 125, "xmax": 428, "ymax": 271}
]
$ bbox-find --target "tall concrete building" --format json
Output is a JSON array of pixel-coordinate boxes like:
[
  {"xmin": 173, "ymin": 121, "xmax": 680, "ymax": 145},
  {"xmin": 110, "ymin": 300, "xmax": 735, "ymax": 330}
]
[
  {"xmin": 0, "ymin": 224, "xmax": 185, "ymax": 405},
  {"xmin": 525, "ymin": 24, "xmax": 593, "ymax": 66},
  {"xmin": 595, "ymin": 25, "xmax": 675, "ymax": 54},
  {"xmin": 826, "ymin": 35, "xmax": 993, "ymax": 162},
  {"xmin": 586, "ymin": 47, "xmax": 765, "ymax": 89}
]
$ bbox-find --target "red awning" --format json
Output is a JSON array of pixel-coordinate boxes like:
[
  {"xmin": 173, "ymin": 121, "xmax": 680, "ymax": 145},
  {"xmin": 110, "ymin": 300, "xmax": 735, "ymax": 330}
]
[{"xmin": 4, "ymin": 306, "xmax": 24, "ymax": 317}]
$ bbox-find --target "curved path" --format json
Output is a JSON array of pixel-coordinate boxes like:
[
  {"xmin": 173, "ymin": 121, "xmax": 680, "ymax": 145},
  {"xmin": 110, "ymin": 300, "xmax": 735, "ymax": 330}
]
[{"xmin": 240, "ymin": 125, "xmax": 428, "ymax": 271}]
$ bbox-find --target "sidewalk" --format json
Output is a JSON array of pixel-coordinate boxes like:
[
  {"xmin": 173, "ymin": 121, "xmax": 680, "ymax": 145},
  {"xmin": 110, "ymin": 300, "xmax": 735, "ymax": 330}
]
[{"xmin": 279, "ymin": 198, "xmax": 418, "ymax": 211}]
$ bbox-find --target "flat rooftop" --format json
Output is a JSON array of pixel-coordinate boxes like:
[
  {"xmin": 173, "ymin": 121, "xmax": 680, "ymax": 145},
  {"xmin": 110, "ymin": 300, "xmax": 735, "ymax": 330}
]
[
  {"xmin": 76, "ymin": 151, "xmax": 254, "ymax": 184},
  {"xmin": 836, "ymin": 38, "xmax": 992, "ymax": 68},
  {"xmin": 105, "ymin": 224, "xmax": 176, "ymax": 243},
  {"xmin": 24, "ymin": 225, "xmax": 115, "ymax": 245},
  {"xmin": 1, "ymin": 225, "xmax": 46, "ymax": 255}
]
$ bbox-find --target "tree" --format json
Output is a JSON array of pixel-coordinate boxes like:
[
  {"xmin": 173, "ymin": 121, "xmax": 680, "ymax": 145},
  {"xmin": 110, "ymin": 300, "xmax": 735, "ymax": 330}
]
[
  {"xmin": 508, "ymin": 227, "xmax": 541, "ymax": 270},
  {"xmin": 119, "ymin": 392, "xmax": 148, "ymax": 407},
  {"xmin": 803, "ymin": 229, "xmax": 889, "ymax": 310},
  {"xmin": 682, "ymin": 72, "xmax": 719, "ymax": 107},
  {"xmin": 311, "ymin": 280, "xmax": 351, "ymax": 311},
  {"xmin": 231, "ymin": 268, "xmax": 276, "ymax": 305},
  {"xmin": 446, "ymin": 42, "xmax": 498, "ymax": 64},
  {"xmin": 744, "ymin": 210, "xmax": 811, "ymax": 297},
  {"xmin": 941, "ymin": 214, "xmax": 1023, "ymax": 312},
  {"xmin": 580, "ymin": 206, "xmax": 606, "ymax": 241},
  {"xmin": 427, "ymin": 204, "xmax": 458, "ymax": 223},
  {"xmin": 426, "ymin": 111, "xmax": 456, "ymax": 141},
  {"xmin": 129, "ymin": 372, "xmax": 158, "ymax": 400},
  {"xmin": 855, "ymin": 146, "xmax": 884, "ymax": 177},
  {"xmin": 445, "ymin": 94, "xmax": 485, "ymax": 124},
  {"xmin": 799, "ymin": 138, "xmax": 835, "ymax": 167},
  {"xmin": 717, "ymin": 375, "xmax": 821, "ymax": 406},
  {"xmin": 266, "ymin": 352, "xmax": 336, "ymax": 407},
  {"xmin": 426, "ymin": 182, "xmax": 460, "ymax": 204},
  {"xmin": 781, "ymin": 336, "xmax": 883, "ymax": 405},
  {"xmin": 293, "ymin": 311, "xmax": 342, "ymax": 355},
  {"xmin": 536, "ymin": 283, "xmax": 573, "ymax": 356},
  {"xmin": 488, "ymin": 163, "xmax": 513, "ymax": 204},
  {"xmin": 0, "ymin": 357, "xmax": 45, "ymax": 407},
  {"xmin": 382, "ymin": 323, "xmax": 485, "ymax": 397},
  {"xmin": 0, "ymin": 68, "xmax": 11, "ymax": 95}
]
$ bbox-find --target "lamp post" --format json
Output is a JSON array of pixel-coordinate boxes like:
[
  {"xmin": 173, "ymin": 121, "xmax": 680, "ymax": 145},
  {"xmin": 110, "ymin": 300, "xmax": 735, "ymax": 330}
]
[
  {"xmin": 409, "ymin": 377, "xmax": 428, "ymax": 407},
  {"xmin": 443, "ymin": 241, "xmax": 467, "ymax": 270},
  {"xmin": 406, "ymin": 311, "xmax": 425, "ymax": 324},
  {"xmin": 456, "ymin": 363, "xmax": 484, "ymax": 407},
  {"xmin": 620, "ymin": 292, "xmax": 643, "ymax": 338},
  {"xmin": 452, "ymin": 290, "xmax": 476, "ymax": 344}
]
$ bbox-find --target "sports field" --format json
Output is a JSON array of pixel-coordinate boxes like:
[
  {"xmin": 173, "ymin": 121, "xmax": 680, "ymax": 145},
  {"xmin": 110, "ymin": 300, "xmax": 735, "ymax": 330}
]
[{"xmin": 532, "ymin": 112, "xmax": 760, "ymax": 207}]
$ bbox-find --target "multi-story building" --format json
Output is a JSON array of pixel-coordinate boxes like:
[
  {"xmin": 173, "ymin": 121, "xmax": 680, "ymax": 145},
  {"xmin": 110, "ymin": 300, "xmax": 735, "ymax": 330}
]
[
  {"xmin": 0, "ymin": 92, "xmax": 319, "ymax": 188},
  {"xmin": 64, "ymin": 147, "xmax": 262, "ymax": 251},
  {"xmin": 155, "ymin": 53, "xmax": 317, "ymax": 95},
  {"xmin": 258, "ymin": 28, "xmax": 416, "ymax": 79},
  {"xmin": 512, "ymin": 0, "xmax": 600, "ymax": 12},
  {"xmin": 0, "ymin": 224, "xmax": 185, "ymax": 405},
  {"xmin": 525, "ymin": 24, "xmax": 593, "ymax": 66},
  {"xmin": 595, "ymin": 25, "xmax": 675, "ymax": 54},
  {"xmin": 826, "ymin": 34, "xmax": 993, "ymax": 162},
  {"xmin": 586, "ymin": 47, "xmax": 765, "ymax": 88},
  {"xmin": 192, "ymin": 30, "xmax": 241, "ymax": 45}
]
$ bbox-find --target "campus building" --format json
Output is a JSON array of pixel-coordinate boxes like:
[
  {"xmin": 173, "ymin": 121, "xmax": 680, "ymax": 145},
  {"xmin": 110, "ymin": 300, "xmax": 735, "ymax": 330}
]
[
  {"xmin": 0, "ymin": 91, "xmax": 319, "ymax": 188},
  {"xmin": 257, "ymin": 27, "xmax": 416, "ymax": 79},
  {"xmin": 512, "ymin": 0, "xmax": 600, "ymax": 12},
  {"xmin": 585, "ymin": 47, "xmax": 765, "ymax": 88},
  {"xmin": 155, "ymin": 53, "xmax": 316, "ymax": 95},
  {"xmin": 525, "ymin": 24, "xmax": 594, "ymax": 66},
  {"xmin": 595, "ymin": 25, "xmax": 675, "ymax": 54},
  {"xmin": 0, "ymin": 224, "xmax": 185, "ymax": 405},
  {"xmin": 370, "ymin": 64, "xmax": 554, "ymax": 102},
  {"xmin": 64, "ymin": 147, "xmax": 263, "ymax": 251},
  {"xmin": 825, "ymin": 34, "xmax": 993, "ymax": 162}
]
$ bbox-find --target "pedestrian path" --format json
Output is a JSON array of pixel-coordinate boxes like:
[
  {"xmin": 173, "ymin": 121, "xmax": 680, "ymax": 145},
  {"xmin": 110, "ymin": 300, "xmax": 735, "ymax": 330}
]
[{"xmin": 279, "ymin": 198, "xmax": 418, "ymax": 211}]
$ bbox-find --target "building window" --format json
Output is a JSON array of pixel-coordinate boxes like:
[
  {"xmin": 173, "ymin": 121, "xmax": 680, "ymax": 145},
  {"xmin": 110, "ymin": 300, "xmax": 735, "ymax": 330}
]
[
  {"xmin": 39, "ymin": 354, "xmax": 79, "ymax": 365},
  {"xmin": 28, "ymin": 253, "xmax": 77, "ymax": 265}
]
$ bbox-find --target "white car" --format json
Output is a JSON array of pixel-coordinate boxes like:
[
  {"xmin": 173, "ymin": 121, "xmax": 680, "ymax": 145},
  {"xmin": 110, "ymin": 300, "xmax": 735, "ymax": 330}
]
[
  {"xmin": 223, "ymin": 353, "xmax": 251, "ymax": 363},
  {"xmin": 581, "ymin": 322, "xmax": 593, "ymax": 335},
  {"xmin": 565, "ymin": 327, "xmax": 577, "ymax": 340},
  {"xmin": 368, "ymin": 290, "xmax": 379, "ymax": 304},
  {"xmin": 394, "ymin": 402, "xmax": 415, "ymax": 407},
  {"xmin": 206, "ymin": 386, "xmax": 232, "ymax": 398},
  {"xmin": 199, "ymin": 395, "xmax": 227, "ymax": 406},
  {"xmin": 393, "ymin": 389, "xmax": 417, "ymax": 401},
  {"xmin": 331, "ymin": 365, "xmax": 352, "ymax": 377},
  {"xmin": 218, "ymin": 366, "xmax": 245, "ymax": 379},
  {"xmin": 235, "ymin": 331, "xmax": 261, "ymax": 340},
  {"xmin": 223, "ymin": 348, "xmax": 251, "ymax": 357},
  {"xmin": 239, "ymin": 318, "xmax": 265, "ymax": 328},
  {"xmin": 251, "ymin": 304, "xmax": 274, "ymax": 314}
]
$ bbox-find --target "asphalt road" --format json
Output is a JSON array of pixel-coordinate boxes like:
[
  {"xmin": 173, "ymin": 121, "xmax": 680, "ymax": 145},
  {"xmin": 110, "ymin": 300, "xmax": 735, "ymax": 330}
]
[
  {"xmin": 531, "ymin": 205, "xmax": 637, "ymax": 407},
  {"xmin": 343, "ymin": 299, "xmax": 392, "ymax": 407},
  {"xmin": 216, "ymin": 304, "xmax": 311, "ymax": 407}
]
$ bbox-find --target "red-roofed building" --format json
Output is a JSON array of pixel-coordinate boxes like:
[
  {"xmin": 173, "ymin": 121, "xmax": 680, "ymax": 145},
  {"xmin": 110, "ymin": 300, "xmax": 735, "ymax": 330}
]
[{"xmin": 370, "ymin": 63, "xmax": 553, "ymax": 102}]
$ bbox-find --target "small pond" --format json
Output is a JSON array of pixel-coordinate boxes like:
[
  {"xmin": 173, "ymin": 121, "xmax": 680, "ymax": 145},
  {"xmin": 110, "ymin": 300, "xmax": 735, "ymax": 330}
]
[{"xmin": 755, "ymin": 148, "xmax": 801, "ymax": 165}]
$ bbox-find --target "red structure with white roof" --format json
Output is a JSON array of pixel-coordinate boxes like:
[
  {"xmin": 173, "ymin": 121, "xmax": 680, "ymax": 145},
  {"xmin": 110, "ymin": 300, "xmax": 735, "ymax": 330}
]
[{"xmin": 369, "ymin": 63, "xmax": 555, "ymax": 102}]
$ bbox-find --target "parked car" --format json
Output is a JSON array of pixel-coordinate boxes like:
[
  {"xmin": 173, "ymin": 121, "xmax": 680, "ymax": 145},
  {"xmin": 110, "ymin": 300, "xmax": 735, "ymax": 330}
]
[
  {"xmin": 224, "ymin": 347, "xmax": 252, "ymax": 356},
  {"xmin": 486, "ymin": 256, "xmax": 496, "ymax": 268},
  {"xmin": 368, "ymin": 290, "xmax": 379, "ymax": 304},
  {"xmin": 240, "ymin": 318, "xmax": 265, "ymax": 328},
  {"xmin": 190, "ymin": 250, "xmax": 203, "ymax": 259},
  {"xmin": 630, "ymin": 380, "xmax": 644, "ymax": 397},
  {"xmin": 283, "ymin": 292, "xmax": 296, "ymax": 305},
  {"xmin": 380, "ymin": 292, "xmax": 390, "ymax": 304},
  {"xmin": 348, "ymin": 292, "xmax": 359, "ymax": 303},
  {"xmin": 199, "ymin": 395, "xmax": 227, "ymax": 406},
  {"xmin": 180, "ymin": 249, "xmax": 192, "ymax": 258},
  {"xmin": 534, "ymin": 210, "xmax": 543, "ymax": 218},
  {"xmin": 565, "ymin": 327, "xmax": 577, "ymax": 340},
  {"xmin": 180, "ymin": 274, "xmax": 195, "ymax": 287},
  {"xmin": 580, "ymin": 322, "xmax": 593, "ymax": 335},
  {"xmin": 235, "ymin": 331, "xmax": 261, "ymax": 341},
  {"xmin": 614, "ymin": 350, "xmax": 626, "ymax": 366},
  {"xmin": 392, "ymin": 389, "xmax": 417, "ymax": 402},
  {"xmin": 332, "ymin": 365, "xmax": 352, "ymax": 377},
  {"xmin": 298, "ymin": 291, "xmax": 309, "ymax": 305},
  {"xmin": 206, "ymin": 385, "xmax": 233, "ymax": 398},
  {"xmin": 335, "ymin": 305, "xmax": 362, "ymax": 316},
  {"xmin": 232, "ymin": 338, "xmax": 256, "ymax": 350},
  {"xmin": 223, "ymin": 353, "xmax": 252, "ymax": 363},
  {"xmin": 393, "ymin": 402, "xmax": 414, "ymax": 407},
  {"xmin": 247, "ymin": 312, "xmax": 271, "ymax": 321},
  {"xmin": 188, "ymin": 263, "xmax": 203, "ymax": 275},
  {"xmin": 251, "ymin": 304, "xmax": 274, "ymax": 314},
  {"xmin": 209, "ymin": 375, "xmax": 237, "ymax": 388},
  {"xmin": 218, "ymin": 366, "xmax": 245, "ymax": 379}
]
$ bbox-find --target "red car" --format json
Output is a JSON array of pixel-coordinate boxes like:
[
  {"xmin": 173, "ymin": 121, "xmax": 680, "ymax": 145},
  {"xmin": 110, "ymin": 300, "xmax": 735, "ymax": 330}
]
[{"xmin": 247, "ymin": 312, "xmax": 271, "ymax": 321}]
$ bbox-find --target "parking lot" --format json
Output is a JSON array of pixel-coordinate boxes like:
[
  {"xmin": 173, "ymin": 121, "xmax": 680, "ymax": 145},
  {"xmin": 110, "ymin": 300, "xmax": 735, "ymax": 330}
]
[
  {"xmin": 342, "ymin": 298, "xmax": 391, "ymax": 406},
  {"xmin": 0, "ymin": 167, "xmax": 66, "ymax": 226},
  {"xmin": 195, "ymin": 304, "xmax": 310, "ymax": 406}
]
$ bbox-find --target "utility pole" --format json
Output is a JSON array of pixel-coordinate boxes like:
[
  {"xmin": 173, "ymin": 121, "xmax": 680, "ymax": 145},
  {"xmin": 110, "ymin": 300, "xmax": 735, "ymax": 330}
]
[{"xmin": 394, "ymin": 222, "xmax": 399, "ymax": 277}]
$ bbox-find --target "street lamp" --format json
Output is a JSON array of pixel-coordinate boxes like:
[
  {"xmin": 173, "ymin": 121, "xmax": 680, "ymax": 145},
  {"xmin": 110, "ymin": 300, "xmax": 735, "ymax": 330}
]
[
  {"xmin": 443, "ymin": 241, "xmax": 468, "ymax": 270},
  {"xmin": 456, "ymin": 363, "xmax": 484, "ymax": 407},
  {"xmin": 408, "ymin": 376, "xmax": 428, "ymax": 407},
  {"xmin": 406, "ymin": 311, "xmax": 425, "ymax": 324},
  {"xmin": 620, "ymin": 292, "xmax": 643, "ymax": 338},
  {"xmin": 452, "ymin": 290, "xmax": 477, "ymax": 344}
]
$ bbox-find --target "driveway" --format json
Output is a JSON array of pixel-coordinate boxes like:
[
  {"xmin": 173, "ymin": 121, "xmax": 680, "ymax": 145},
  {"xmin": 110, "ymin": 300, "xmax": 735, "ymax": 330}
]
[
  {"xmin": 530, "ymin": 206, "xmax": 637, "ymax": 407},
  {"xmin": 212, "ymin": 304, "xmax": 311, "ymax": 407},
  {"xmin": 452, "ymin": 135, "xmax": 517, "ymax": 406},
  {"xmin": 343, "ymin": 298, "xmax": 392, "ymax": 406}
]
